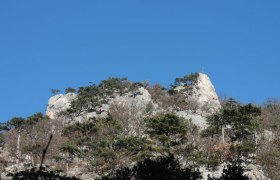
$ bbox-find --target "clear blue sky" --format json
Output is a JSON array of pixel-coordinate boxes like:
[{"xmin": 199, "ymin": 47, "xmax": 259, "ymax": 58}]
[{"xmin": 0, "ymin": 0, "xmax": 280, "ymax": 122}]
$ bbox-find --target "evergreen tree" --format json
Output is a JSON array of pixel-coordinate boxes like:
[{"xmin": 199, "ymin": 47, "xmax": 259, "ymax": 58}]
[
  {"xmin": 202, "ymin": 103, "xmax": 261, "ymax": 156},
  {"xmin": 220, "ymin": 159, "xmax": 249, "ymax": 180},
  {"xmin": 145, "ymin": 113, "xmax": 187, "ymax": 148},
  {"xmin": 103, "ymin": 154, "xmax": 202, "ymax": 180},
  {"xmin": 7, "ymin": 117, "xmax": 25, "ymax": 163},
  {"xmin": 65, "ymin": 88, "xmax": 76, "ymax": 94}
]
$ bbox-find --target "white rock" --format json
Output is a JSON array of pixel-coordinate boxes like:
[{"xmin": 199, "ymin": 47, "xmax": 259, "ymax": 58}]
[
  {"xmin": 199, "ymin": 165, "xmax": 225, "ymax": 180},
  {"xmin": 263, "ymin": 130, "xmax": 274, "ymax": 142},
  {"xmin": 244, "ymin": 163, "xmax": 270, "ymax": 180},
  {"xmin": 4, "ymin": 162, "xmax": 32, "ymax": 173},
  {"xmin": 189, "ymin": 73, "xmax": 221, "ymax": 112},
  {"xmin": 46, "ymin": 74, "xmax": 220, "ymax": 129},
  {"xmin": 199, "ymin": 162, "xmax": 269, "ymax": 180},
  {"xmin": 174, "ymin": 73, "xmax": 221, "ymax": 128},
  {"xmin": 113, "ymin": 87, "xmax": 152, "ymax": 109},
  {"xmin": 46, "ymin": 93, "xmax": 77, "ymax": 119},
  {"xmin": 175, "ymin": 111, "xmax": 208, "ymax": 129}
]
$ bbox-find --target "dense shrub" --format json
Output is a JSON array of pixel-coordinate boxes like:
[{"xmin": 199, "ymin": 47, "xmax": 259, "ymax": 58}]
[{"xmin": 102, "ymin": 154, "xmax": 202, "ymax": 180}]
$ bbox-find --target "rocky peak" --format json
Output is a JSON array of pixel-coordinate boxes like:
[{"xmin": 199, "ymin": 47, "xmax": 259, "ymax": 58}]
[
  {"xmin": 45, "ymin": 73, "xmax": 221, "ymax": 128},
  {"xmin": 46, "ymin": 93, "xmax": 77, "ymax": 119},
  {"xmin": 45, "ymin": 87, "xmax": 153, "ymax": 122},
  {"xmin": 189, "ymin": 73, "xmax": 221, "ymax": 112},
  {"xmin": 175, "ymin": 73, "xmax": 221, "ymax": 128},
  {"xmin": 174, "ymin": 73, "xmax": 220, "ymax": 111}
]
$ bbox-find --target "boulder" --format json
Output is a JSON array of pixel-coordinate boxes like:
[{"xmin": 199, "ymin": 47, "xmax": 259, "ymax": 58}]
[{"xmin": 46, "ymin": 93, "xmax": 77, "ymax": 119}]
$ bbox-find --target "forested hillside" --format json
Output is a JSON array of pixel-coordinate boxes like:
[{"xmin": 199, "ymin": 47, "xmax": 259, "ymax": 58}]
[{"xmin": 0, "ymin": 73, "xmax": 279, "ymax": 180}]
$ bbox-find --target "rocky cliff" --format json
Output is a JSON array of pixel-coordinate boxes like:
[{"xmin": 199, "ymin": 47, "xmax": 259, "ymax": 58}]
[
  {"xmin": 46, "ymin": 73, "xmax": 221, "ymax": 129},
  {"xmin": 46, "ymin": 93, "xmax": 77, "ymax": 119},
  {"xmin": 175, "ymin": 73, "xmax": 221, "ymax": 128},
  {"xmin": 1, "ymin": 73, "xmax": 270, "ymax": 180},
  {"xmin": 188, "ymin": 73, "xmax": 221, "ymax": 112}
]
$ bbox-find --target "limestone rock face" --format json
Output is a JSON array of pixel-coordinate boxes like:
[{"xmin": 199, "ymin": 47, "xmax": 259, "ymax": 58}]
[
  {"xmin": 46, "ymin": 93, "xmax": 77, "ymax": 119},
  {"xmin": 176, "ymin": 73, "xmax": 221, "ymax": 129},
  {"xmin": 45, "ymin": 74, "xmax": 220, "ymax": 129},
  {"xmin": 176, "ymin": 111, "xmax": 208, "ymax": 128},
  {"xmin": 244, "ymin": 163, "xmax": 269, "ymax": 180},
  {"xmin": 199, "ymin": 162, "xmax": 269, "ymax": 180},
  {"xmin": 46, "ymin": 87, "xmax": 154, "ymax": 125},
  {"xmin": 81, "ymin": 87, "xmax": 153, "ymax": 119},
  {"xmin": 113, "ymin": 87, "xmax": 152, "ymax": 110},
  {"xmin": 189, "ymin": 73, "xmax": 221, "ymax": 113}
]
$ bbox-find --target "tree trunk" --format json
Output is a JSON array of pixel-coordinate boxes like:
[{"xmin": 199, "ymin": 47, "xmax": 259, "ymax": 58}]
[
  {"xmin": 192, "ymin": 136, "xmax": 196, "ymax": 147},
  {"xmin": 254, "ymin": 130, "xmax": 258, "ymax": 145},
  {"xmin": 66, "ymin": 152, "xmax": 69, "ymax": 175},
  {"xmin": 66, "ymin": 162, "xmax": 69, "ymax": 175},
  {"xmin": 221, "ymin": 126, "xmax": 225, "ymax": 143},
  {"xmin": 16, "ymin": 131, "xmax": 21, "ymax": 163},
  {"xmin": 31, "ymin": 153, "xmax": 34, "ymax": 166}
]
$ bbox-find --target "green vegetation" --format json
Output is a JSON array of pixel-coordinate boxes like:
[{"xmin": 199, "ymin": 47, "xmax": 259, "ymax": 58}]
[
  {"xmin": 102, "ymin": 154, "xmax": 202, "ymax": 180},
  {"xmin": 145, "ymin": 113, "xmax": 187, "ymax": 148},
  {"xmin": 7, "ymin": 117, "xmax": 25, "ymax": 129},
  {"xmin": 173, "ymin": 72, "xmax": 199, "ymax": 87},
  {"xmin": 0, "ymin": 123, "xmax": 8, "ymax": 147},
  {"xmin": 1, "ymin": 74, "xmax": 276, "ymax": 179},
  {"xmin": 3, "ymin": 113, "xmax": 57, "ymax": 166},
  {"xmin": 65, "ymin": 88, "xmax": 76, "ymax": 94},
  {"xmin": 51, "ymin": 89, "xmax": 61, "ymax": 95},
  {"xmin": 61, "ymin": 116, "xmax": 122, "ymax": 172},
  {"xmin": 256, "ymin": 99, "xmax": 280, "ymax": 179},
  {"xmin": 169, "ymin": 72, "xmax": 199, "ymax": 95},
  {"xmin": 67, "ymin": 77, "xmax": 144, "ymax": 114},
  {"xmin": 7, "ymin": 167, "xmax": 80, "ymax": 180},
  {"xmin": 220, "ymin": 159, "xmax": 249, "ymax": 180},
  {"xmin": 113, "ymin": 136, "xmax": 152, "ymax": 156},
  {"xmin": 58, "ymin": 113, "xmax": 195, "ymax": 175},
  {"xmin": 26, "ymin": 112, "xmax": 44, "ymax": 125},
  {"xmin": 202, "ymin": 100, "xmax": 261, "ymax": 157}
]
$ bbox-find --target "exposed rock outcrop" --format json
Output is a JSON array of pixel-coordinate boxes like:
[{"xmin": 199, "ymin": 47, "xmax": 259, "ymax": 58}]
[
  {"xmin": 176, "ymin": 73, "xmax": 221, "ymax": 129},
  {"xmin": 2, "ymin": 73, "xmax": 269, "ymax": 180},
  {"xmin": 199, "ymin": 162, "xmax": 269, "ymax": 180},
  {"xmin": 45, "ymin": 74, "xmax": 221, "ymax": 129},
  {"xmin": 188, "ymin": 73, "xmax": 221, "ymax": 113},
  {"xmin": 46, "ymin": 87, "xmax": 155, "ymax": 125},
  {"xmin": 46, "ymin": 93, "xmax": 77, "ymax": 119},
  {"xmin": 244, "ymin": 163, "xmax": 269, "ymax": 180}
]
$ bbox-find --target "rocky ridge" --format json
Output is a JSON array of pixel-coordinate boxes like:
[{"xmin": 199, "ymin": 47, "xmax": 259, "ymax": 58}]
[
  {"xmin": 43, "ymin": 73, "xmax": 269, "ymax": 180},
  {"xmin": 175, "ymin": 73, "xmax": 221, "ymax": 128},
  {"xmin": 1, "ymin": 73, "xmax": 270, "ymax": 180},
  {"xmin": 46, "ymin": 73, "xmax": 220, "ymax": 129}
]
